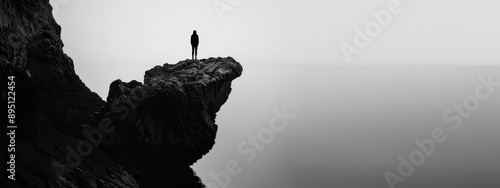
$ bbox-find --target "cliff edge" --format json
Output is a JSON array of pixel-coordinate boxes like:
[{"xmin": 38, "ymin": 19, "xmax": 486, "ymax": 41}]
[{"xmin": 0, "ymin": 0, "xmax": 242, "ymax": 187}]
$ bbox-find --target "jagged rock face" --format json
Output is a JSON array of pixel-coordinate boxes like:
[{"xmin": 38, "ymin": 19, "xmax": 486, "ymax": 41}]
[
  {"xmin": 0, "ymin": 0, "xmax": 243, "ymax": 187},
  {"xmin": 99, "ymin": 58, "xmax": 242, "ymax": 186},
  {"xmin": 107, "ymin": 58, "xmax": 242, "ymax": 165}
]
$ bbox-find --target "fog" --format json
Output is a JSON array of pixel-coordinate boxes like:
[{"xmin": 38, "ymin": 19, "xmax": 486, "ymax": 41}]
[{"xmin": 51, "ymin": 0, "xmax": 500, "ymax": 187}]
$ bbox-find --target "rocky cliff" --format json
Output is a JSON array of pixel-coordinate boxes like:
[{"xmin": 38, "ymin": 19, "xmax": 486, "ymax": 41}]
[{"xmin": 0, "ymin": 0, "xmax": 243, "ymax": 187}]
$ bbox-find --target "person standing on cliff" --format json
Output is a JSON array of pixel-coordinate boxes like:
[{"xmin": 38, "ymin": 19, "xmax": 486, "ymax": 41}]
[{"xmin": 191, "ymin": 30, "xmax": 199, "ymax": 60}]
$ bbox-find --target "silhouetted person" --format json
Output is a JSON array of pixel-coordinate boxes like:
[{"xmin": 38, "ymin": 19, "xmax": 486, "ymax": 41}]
[{"xmin": 191, "ymin": 30, "xmax": 199, "ymax": 60}]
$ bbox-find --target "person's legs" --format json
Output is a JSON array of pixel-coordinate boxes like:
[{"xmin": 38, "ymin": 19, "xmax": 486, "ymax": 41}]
[{"xmin": 194, "ymin": 46, "xmax": 198, "ymax": 60}]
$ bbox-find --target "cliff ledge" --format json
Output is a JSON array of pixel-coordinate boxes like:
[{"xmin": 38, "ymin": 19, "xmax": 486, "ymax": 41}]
[{"xmin": 0, "ymin": 0, "xmax": 242, "ymax": 187}]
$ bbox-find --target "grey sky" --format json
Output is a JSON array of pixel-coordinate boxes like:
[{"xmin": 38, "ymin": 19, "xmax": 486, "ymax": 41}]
[
  {"xmin": 53, "ymin": 1, "xmax": 500, "ymax": 60},
  {"xmin": 51, "ymin": 0, "xmax": 500, "ymax": 97}
]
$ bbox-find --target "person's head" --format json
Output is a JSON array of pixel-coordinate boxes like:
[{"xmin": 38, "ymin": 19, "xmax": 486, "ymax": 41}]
[{"xmin": 193, "ymin": 30, "xmax": 197, "ymax": 34}]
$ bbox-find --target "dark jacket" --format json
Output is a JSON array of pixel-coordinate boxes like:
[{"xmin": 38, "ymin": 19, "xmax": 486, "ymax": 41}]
[{"xmin": 191, "ymin": 33, "xmax": 199, "ymax": 47}]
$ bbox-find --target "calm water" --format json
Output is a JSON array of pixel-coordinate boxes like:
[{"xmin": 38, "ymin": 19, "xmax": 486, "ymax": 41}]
[{"xmin": 192, "ymin": 65, "xmax": 500, "ymax": 188}]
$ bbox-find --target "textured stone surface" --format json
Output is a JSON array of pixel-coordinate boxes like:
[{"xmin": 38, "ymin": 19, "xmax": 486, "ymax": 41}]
[{"xmin": 0, "ymin": 0, "xmax": 242, "ymax": 187}]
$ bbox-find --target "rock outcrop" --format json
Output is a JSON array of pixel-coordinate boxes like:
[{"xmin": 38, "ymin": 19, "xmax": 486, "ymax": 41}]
[{"xmin": 0, "ymin": 0, "xmax": 243, "ymax": 187}]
